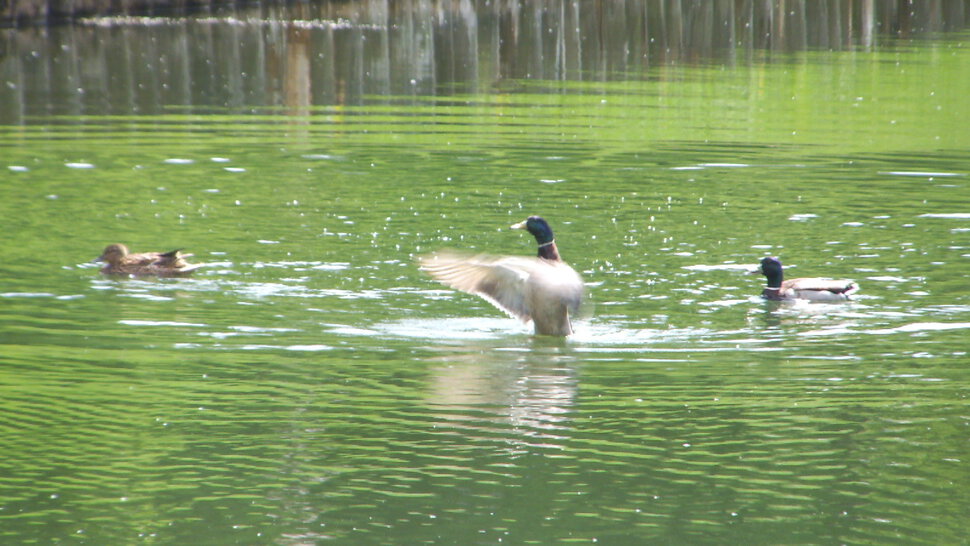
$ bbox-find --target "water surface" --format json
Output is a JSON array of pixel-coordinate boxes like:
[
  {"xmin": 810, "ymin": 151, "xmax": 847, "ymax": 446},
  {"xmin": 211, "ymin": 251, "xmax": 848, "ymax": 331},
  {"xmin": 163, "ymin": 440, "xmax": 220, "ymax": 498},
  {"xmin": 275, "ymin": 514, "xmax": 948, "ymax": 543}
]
[{"xmin": 1, "ymin": 2, "xmax": 969, "ymax": 544}]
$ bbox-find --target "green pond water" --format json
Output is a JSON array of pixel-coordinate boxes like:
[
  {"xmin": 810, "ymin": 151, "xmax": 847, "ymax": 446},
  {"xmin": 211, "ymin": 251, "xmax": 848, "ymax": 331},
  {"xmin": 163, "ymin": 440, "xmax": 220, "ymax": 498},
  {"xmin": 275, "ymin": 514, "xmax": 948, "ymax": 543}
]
[{"xmin": 1, "ymin": 3, "xmax": 969, "ymax": 544}]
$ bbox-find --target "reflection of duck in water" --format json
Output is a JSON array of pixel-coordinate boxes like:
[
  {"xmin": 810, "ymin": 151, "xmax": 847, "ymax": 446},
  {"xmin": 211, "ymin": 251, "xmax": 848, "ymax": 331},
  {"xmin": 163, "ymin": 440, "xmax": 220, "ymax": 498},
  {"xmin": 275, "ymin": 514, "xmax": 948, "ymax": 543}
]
[
  {"xmin": 419, "ymin": 216, "xmax": 585, "ymax": 336},
  {"xmin": 94, "ymin": 243, "xmax": 203, "ymax": 277},
  {"xmin": 756, "ymin": 256, "xmax": 858, "ymax": 302},
  {"xmin": 426, "ymin": 345, "xmax": 578, "ymax": 448}
]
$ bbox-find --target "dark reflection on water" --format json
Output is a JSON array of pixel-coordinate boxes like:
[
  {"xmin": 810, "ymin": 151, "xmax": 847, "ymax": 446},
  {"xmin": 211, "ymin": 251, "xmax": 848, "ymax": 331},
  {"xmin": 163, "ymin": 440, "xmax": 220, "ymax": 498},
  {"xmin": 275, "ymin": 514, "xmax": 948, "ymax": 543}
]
[{"xmin": 2, "ymin": 0, "xmax": 970, "ymax": 122}]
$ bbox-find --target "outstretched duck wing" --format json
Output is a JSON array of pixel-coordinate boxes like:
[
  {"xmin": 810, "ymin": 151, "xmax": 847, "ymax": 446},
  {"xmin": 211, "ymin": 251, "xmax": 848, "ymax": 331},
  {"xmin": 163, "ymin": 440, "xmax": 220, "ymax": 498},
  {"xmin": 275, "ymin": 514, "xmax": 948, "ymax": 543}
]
[
  {"xmin": 419, "ymin": 252, "xmax": 541, "ymax": 322},
  {"xmin": 420, "ymin": 251, "xmax": 584, "ymax": 324}
]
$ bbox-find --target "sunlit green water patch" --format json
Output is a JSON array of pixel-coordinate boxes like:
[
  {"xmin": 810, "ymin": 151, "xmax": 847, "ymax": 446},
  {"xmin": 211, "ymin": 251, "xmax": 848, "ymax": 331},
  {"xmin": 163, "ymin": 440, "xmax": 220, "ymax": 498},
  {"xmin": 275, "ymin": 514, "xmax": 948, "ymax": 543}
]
[{"xmin": 1, "ymin": 18, "xmax": 969, "ymax": 546}]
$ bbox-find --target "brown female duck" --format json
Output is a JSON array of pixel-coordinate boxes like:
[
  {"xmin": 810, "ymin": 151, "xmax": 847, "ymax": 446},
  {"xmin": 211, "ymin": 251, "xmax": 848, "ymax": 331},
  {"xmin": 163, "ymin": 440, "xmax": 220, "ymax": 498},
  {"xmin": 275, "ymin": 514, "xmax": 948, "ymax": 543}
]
[
  {"xmin": 94, "ymin": 243, "xmax": 202, "ymax": 277},
  {"xmin": 419, "ymin": 216, "xmax": 585, "ymax": 336}
]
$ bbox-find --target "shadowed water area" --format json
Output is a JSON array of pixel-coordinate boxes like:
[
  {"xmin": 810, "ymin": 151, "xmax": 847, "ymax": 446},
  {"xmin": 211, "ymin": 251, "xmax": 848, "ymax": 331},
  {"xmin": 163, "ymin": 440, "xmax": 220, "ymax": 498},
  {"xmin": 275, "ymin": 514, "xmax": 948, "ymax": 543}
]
[{"xmin": 1, "ymin": 1, "xmax": 969, "ymax": 543}]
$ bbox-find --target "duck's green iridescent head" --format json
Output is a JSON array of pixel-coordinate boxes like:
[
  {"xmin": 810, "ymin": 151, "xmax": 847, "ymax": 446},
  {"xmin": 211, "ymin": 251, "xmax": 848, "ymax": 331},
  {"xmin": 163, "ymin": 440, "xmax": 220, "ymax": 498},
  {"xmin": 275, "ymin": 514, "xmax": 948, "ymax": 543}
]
[
  {"xmin": 759, "ymin": 256, "xmax": 784, "ymax": 286},
  {"xmin": 511, "ymin": 215, "xmax": 555, "ymax": 245}
]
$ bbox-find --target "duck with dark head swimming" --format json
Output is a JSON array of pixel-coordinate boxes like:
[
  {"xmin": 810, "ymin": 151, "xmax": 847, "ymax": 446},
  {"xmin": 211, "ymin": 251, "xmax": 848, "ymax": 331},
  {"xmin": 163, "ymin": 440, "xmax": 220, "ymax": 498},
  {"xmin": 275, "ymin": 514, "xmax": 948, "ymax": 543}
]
[{"xmin": 419, "ymin": 215, "xmax": 584, "ymax": 336}]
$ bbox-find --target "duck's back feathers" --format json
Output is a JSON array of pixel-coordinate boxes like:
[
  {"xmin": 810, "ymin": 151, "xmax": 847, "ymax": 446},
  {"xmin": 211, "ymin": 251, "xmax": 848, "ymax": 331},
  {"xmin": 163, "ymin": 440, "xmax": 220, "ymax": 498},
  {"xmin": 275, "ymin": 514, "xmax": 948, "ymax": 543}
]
[
  {"xmin": 153, "ymin": 249, "xmax": 196, "ymax": 269},
  {"xmin": 120, "ymin": 251, "xmax": 162, "ymax": 266},
  {"xmin": 785, "ymin": 277, "xmax": 858, "ymax": 294},
  {"xmin": 770, "ymin": 278, "xmax": 859, "ymax": 302},
  {"xmin": 419, "ymin": 251, "xmax": 584, "ymax": 336}
]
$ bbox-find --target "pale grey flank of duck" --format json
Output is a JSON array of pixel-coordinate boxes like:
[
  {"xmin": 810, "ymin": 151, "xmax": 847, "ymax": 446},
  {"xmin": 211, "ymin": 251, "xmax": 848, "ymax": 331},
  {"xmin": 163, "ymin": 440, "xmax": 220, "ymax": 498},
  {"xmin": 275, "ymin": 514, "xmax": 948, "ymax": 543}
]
[
  {"xmin": 757, "ymin": 256, "xmax": 859, "ymax": 302},
  {"xmin": 419, "ymin": 216, "xmax": 585, "ymax": 336}
]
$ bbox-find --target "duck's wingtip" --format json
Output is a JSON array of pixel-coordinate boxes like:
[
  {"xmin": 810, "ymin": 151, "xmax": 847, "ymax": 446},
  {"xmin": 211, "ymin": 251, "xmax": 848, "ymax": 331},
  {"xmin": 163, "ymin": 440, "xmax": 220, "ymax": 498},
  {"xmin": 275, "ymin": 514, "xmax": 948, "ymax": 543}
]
[
  {"xmin": 416, "ymin": 250, "xmax": 492, "ymax": 270},
  {"xmin": 415, "ymin": 250, "xmax": 440, "ymax": 265},
  {"xmin": 415, "ymin": 251, "xmax": 445, "ymax": 272}
]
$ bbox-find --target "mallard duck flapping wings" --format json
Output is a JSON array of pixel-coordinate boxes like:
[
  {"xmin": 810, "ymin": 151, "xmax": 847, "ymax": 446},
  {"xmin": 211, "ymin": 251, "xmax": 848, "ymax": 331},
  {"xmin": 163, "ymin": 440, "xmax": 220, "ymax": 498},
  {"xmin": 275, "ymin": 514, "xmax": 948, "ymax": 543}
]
[
  {"xmin": 94, "ymin": 243, "xmax": 202, "ymax": 277},
  {"xmin": 757, "ymin": 256, "xmax": 858, "ymax": 302},
  {"xmin": 419, "ymin": 216, "xmax": 585, "ymax": 336}
]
